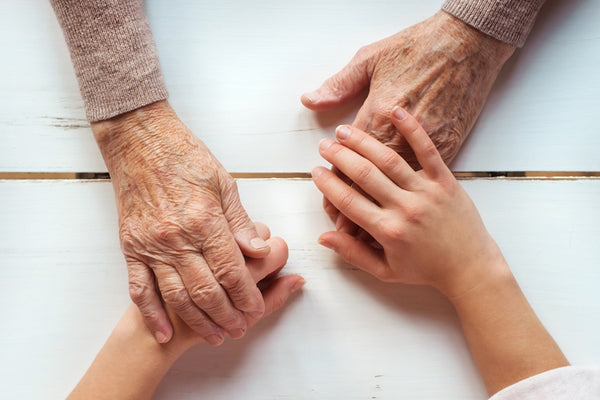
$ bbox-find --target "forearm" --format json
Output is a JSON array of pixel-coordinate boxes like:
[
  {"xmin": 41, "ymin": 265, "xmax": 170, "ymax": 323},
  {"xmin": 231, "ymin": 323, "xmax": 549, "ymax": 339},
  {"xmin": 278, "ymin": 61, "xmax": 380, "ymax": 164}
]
[
  {"xmin": 50, "ymin": 0, "xmax": 168, "ymax": 121},
  {"xmin": 68, "ymin": 305, "xmax": 193, "ymax": 400},
  {"xmin": 449, "ymin": 259, "xmax": 568, "ymax": 395}
]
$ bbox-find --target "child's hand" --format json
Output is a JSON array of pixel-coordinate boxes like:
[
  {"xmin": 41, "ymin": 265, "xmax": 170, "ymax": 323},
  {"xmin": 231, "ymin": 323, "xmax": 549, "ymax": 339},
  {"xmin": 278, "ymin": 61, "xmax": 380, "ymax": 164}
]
[
  {"xmin": 312, "ymin": 107, "xmax": 508, "ymax": 299},
  {"xmin": 163, "ymin": 222, "xmax": 304, "ymax": 349}
]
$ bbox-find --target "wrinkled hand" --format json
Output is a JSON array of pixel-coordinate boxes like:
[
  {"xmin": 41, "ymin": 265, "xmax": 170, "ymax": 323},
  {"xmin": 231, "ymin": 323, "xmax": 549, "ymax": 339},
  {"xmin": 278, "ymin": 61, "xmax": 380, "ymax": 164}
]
[
  {"xmin": 312, "ymin": 107, "xmax": 506, "ymax": 299},
  {"xmin": 304, "ymin": 10, "xmax": 515, "ymax": 235},
  {"xmin": 303, "ymin": 10, "xmax": 515, "ymax": 166},
  {"xmin": 169, "ymin": 223, "xmax": 304, "ymax": 350},
  {"xmin": 92, "ymin": 101, "xmax": 275, "ymax": 345}
]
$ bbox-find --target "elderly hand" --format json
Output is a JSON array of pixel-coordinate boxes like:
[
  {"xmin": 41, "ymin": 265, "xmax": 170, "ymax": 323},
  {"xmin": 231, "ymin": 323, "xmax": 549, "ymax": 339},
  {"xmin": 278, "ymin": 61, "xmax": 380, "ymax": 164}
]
[
  {"xmin": 302, "ymin": 10, "xmax": 515, "ymax": 167},
  {"xmin": 92, "ymin": 101, "xmax": 275, "ymax": 345},
  {"xmin": 312, "ymin": 107, "xmax": 507, "ymax": 299},
  {"xmin": 169, "ymin": 222, "xmax": 304, "ymax": 350}
]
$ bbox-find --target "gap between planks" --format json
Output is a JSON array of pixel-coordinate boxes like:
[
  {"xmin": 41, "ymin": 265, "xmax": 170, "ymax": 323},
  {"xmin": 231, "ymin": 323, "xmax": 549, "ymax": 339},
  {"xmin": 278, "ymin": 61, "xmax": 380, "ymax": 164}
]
[{"xmin": 1, "ymin": 172, "xmax": 600, "ymax": 181}]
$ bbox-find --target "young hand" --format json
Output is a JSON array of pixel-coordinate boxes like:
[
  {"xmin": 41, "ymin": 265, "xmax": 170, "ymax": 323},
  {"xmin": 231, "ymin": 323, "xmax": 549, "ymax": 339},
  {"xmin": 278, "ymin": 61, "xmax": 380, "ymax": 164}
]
[{"xmin": 312, "ymin": 107, "xmax": 508, "ymax": 299}]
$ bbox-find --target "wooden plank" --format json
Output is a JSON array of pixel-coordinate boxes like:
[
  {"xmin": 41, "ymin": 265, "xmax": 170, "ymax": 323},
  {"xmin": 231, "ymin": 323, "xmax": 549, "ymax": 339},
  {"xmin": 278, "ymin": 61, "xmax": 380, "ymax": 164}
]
[
  {"xmin": 0, "ymin": 179, "xmax": 598, "ymax": 398},
  {"xmin": 1, "ymin": 1, "xmax": 599, "ymax": 173}
]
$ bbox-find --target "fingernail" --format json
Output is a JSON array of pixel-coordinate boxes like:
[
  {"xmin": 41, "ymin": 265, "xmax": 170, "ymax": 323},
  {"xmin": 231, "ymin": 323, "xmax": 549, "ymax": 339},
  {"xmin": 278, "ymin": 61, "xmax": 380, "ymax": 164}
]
[
  {"xmin": 155, "ymin": 331, "xmax": 168, "ymax": 344},
  {"xmin": 303, "ymin": 91, "xmax": 320, "ymax": 103},
  {"xmin": 311, "ymin": 167, "xmax": 324, "ymax": 179},
  {"xmin": 249, "ymin": 310, "xmax": 264, "ymax": 319},
  {"xmin": 229, "ymin": 328, "xmax": 246, "ymax": 339},
  {"xmin": 392, "ymin": 106, "xmax": 406, "ymax": 120},
  {"xmin": 291, "ymin": 278, "xmax": 306, "ymax": 293},
  {"xmin": 336, "ymin": 125, "xmax": 351, "ymax": 140},
  {"xmin": 250, "ymin": 237, "xmax": 268, "ymax": 250},
  {"xmin": 319, "ymin": 138, "xmax": 334, "ymax": 151},
  {"xmin": 318, "ymin": 237, "xmax": 332, "ymax": 249},
  {"xmin": 206, "ymin": 334, "xmax": 225, "ymax": 346}
]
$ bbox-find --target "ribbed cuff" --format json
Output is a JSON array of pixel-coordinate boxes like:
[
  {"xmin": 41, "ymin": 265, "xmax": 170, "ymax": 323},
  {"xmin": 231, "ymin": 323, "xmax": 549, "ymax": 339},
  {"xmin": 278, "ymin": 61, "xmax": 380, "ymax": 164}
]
[
  {"xmin": 442, "ymin": 0, "xmax": 546, "ymax": 47},
  {"xmin": 50, "ymin": 0, "xmax": 169, "ymax": 121}
]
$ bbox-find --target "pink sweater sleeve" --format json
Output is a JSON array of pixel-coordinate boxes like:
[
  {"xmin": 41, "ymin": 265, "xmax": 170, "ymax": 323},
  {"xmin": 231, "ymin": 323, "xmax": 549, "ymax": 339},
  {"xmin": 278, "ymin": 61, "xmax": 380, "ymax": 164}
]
[
  {"xmin": 50, "ymin": 0, "xmax": 169, "ymax": 121},
  {"xmin": 442, "ymin": 0, "xmax": 547, "ymax": 47}
]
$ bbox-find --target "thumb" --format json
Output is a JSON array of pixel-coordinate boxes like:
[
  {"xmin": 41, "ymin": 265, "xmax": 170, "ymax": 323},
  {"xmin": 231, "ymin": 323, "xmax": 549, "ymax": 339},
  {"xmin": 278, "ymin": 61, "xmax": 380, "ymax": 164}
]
[
  {"xmin": 220, "ymin": 180, "xmax": 271, "ymax": 258},
  {"xmin": 301, "ymin": 48, "xmax": 372, "ymax": 111}
]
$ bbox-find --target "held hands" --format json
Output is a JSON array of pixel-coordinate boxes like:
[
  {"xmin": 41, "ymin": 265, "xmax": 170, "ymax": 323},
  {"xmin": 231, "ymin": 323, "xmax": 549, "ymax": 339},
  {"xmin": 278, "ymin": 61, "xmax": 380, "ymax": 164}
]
[
  {"xmin": 92, "ymin": 101, "xmax": 278, "ymax": 345},
  {"xmin": 69, "ymin": 225, "xmax": 303, "ymax": 400},
  {"xmin": 312, "ymin": 107, "xmax": 508, "ymax": 299},
  {"xmin": 163, "ymin": 222, "xmax": 304, "ymax": 351},
  {"xmin": 302, "ymin": 11, "xmax": 515, "ymax": 166}
]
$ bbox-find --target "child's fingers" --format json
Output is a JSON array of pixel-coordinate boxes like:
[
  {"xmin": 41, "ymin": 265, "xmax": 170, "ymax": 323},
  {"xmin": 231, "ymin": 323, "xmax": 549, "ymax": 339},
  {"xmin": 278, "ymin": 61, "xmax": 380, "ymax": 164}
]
[
  {"xmin": 318, "ymin": 231, "xmax": 390, "ymax": 282},
  {"xmin": 312, "ymin": 166, "xmax": 381, "ymax": 231},
  {"xmin": 246, "ymin": 237, "xmax": 289, "ymax": 283},
  {"xmin": 334, "ymin": 125, "xmax": 419, "ymax": 190},
  {"xmin": 248, "ymin": 274, "xmax": 304, "ymax": 327},
  {"xmin": 390, "ymin": 106, "xmax": 450, "ymax": 179},
  {"xmin": 318, "ymin": 138, "xmax": 404, "ymax": 207}
]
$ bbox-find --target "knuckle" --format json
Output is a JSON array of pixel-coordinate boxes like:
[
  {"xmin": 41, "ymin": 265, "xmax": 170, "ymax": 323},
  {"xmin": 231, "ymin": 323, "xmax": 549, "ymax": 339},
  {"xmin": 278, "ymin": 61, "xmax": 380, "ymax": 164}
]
[
  {"xmin": 337, "ymin": 189, "xmax": 355, "ymax": 212},
  {"xmin": 119, "ymin": 221, "xmax": 140, "ymax": 255},
  {"xmin": 129, "ymin": 280, "xmax": 154, "ymax": 305},
  {"xmin": 403, "ymin": 203, "xmax": 425, "ymax": 225},
  {"xmin": 353, "ymin": 163, "xmax": 372, "ymax": 184},
  {"xmin": 432, "ymin": 127, "xmax": 463, "ymax": 164},
  {"xmin": 139, "ymin": 307, "xmax": 162, "ymax": 324},
  {"xmin": 152, "ymin": 220, "xmax": 184, "ymax": 245},
  {"xmin": 225, "ymin": 177, "xmax": 239, "ymax": 194},
  {"xmin": 189, "ymin": 281, "xmax": 222, "ymax": 308},
  {"xmin": 354, "ymin": 45, "xmax": 371, "ymax": 60},
  {"xmin": 379, "ymin": 149, "xmax": 400, "ymax": 171},
  {"xmin": 422, "ymin": 139, "xmax": 439, "ymax": 158},
  {"xmin": 213, "ymin": 266, "xmax": 246, "ymax": 291},
  {"xmin": 377, "ymin": 219, "xmax": 406, "ymax": 242},
  {"xmin": 219, "ymin": 175, "xmax": 240, "ymax": 200},
  {"xmin": 161, "ymin": 285, "xmax": 190, "ymax": 309},
  {"xmin": 341, "ymin": 246, "xmax": 354, "ymax": 266}
]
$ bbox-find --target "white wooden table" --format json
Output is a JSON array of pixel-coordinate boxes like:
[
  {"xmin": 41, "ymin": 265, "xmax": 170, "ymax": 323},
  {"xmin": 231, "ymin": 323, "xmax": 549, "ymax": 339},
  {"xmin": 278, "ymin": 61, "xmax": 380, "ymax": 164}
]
[{"xmin": 1, "ymin": 1, "xmax": 599, "ymax": 399}]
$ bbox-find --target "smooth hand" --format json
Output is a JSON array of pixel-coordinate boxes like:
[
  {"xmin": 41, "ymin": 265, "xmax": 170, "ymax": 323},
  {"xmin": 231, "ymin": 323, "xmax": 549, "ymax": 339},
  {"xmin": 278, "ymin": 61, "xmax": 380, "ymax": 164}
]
[
  {"xmin": 312, "ymin": 109, "xmax": 569, "ymax": 395},
  {"xmin": 302, "ymin": 10, "xmax": 515, "ymax": 167},
  {"xmin": 92, "ymin": 101, "xmax": 273, "ymax": 345},
  {"xmin": 312, "ymin": 107, "xmax": 508, "ymax": 299}
]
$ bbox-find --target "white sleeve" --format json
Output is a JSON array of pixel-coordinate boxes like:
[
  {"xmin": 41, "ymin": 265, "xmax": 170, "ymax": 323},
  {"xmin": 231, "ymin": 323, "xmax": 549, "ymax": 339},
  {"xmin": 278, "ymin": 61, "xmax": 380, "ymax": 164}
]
[{"xmin": 489, "ymin": 366, "xmax": 600, "ymax": 400}]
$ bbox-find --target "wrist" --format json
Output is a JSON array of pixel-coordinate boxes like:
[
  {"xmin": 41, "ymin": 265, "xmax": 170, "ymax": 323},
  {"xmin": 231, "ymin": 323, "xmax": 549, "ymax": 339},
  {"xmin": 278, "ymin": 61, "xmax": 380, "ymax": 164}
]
[
  {"xmin": 435, "ymin": 241, "xmax": 513, "ymax": 302},
  {"xmin": 437, "ymin": 10, "xmax": 516, "ymax": 64},
  {"xmin": 91, "ymin": 100, "xmax": 179, "ymax": 174}
]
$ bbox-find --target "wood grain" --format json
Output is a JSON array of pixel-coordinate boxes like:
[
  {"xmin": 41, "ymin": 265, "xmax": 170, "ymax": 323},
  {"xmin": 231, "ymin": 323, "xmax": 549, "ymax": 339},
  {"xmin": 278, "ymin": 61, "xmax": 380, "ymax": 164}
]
[
  {"xmin": 1, "ymin": 179, "xmax": 598, "ymax": 399},
  {"xmin": 0, "ymin": 1, "xmax": 599, "ymax": 173}
]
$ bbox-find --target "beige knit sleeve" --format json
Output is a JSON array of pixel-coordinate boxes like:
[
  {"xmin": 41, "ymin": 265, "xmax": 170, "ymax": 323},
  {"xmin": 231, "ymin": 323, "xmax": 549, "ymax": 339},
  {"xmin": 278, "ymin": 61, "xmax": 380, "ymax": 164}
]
[
  {"xmin": 441, "ymin": 0, "xmax": 547, "ymax": 47},
  {"xmin": 50, "ymin": 0, "xmax": 169, "ymax": 122}
]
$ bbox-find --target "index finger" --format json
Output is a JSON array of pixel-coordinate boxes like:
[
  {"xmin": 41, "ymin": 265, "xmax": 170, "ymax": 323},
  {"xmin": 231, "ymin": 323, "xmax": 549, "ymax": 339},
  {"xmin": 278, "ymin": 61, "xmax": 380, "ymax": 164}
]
[
  {"xmin": 200, "ymin": 216, "xmax": 266, "ymax": 318},
  {"xmin": 390, "ymin": 106, "xmax": 451, "ymax": 179},
  {"xmin": 334, "ymin": 124, "xmax": 419, "ymax": 190}
]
